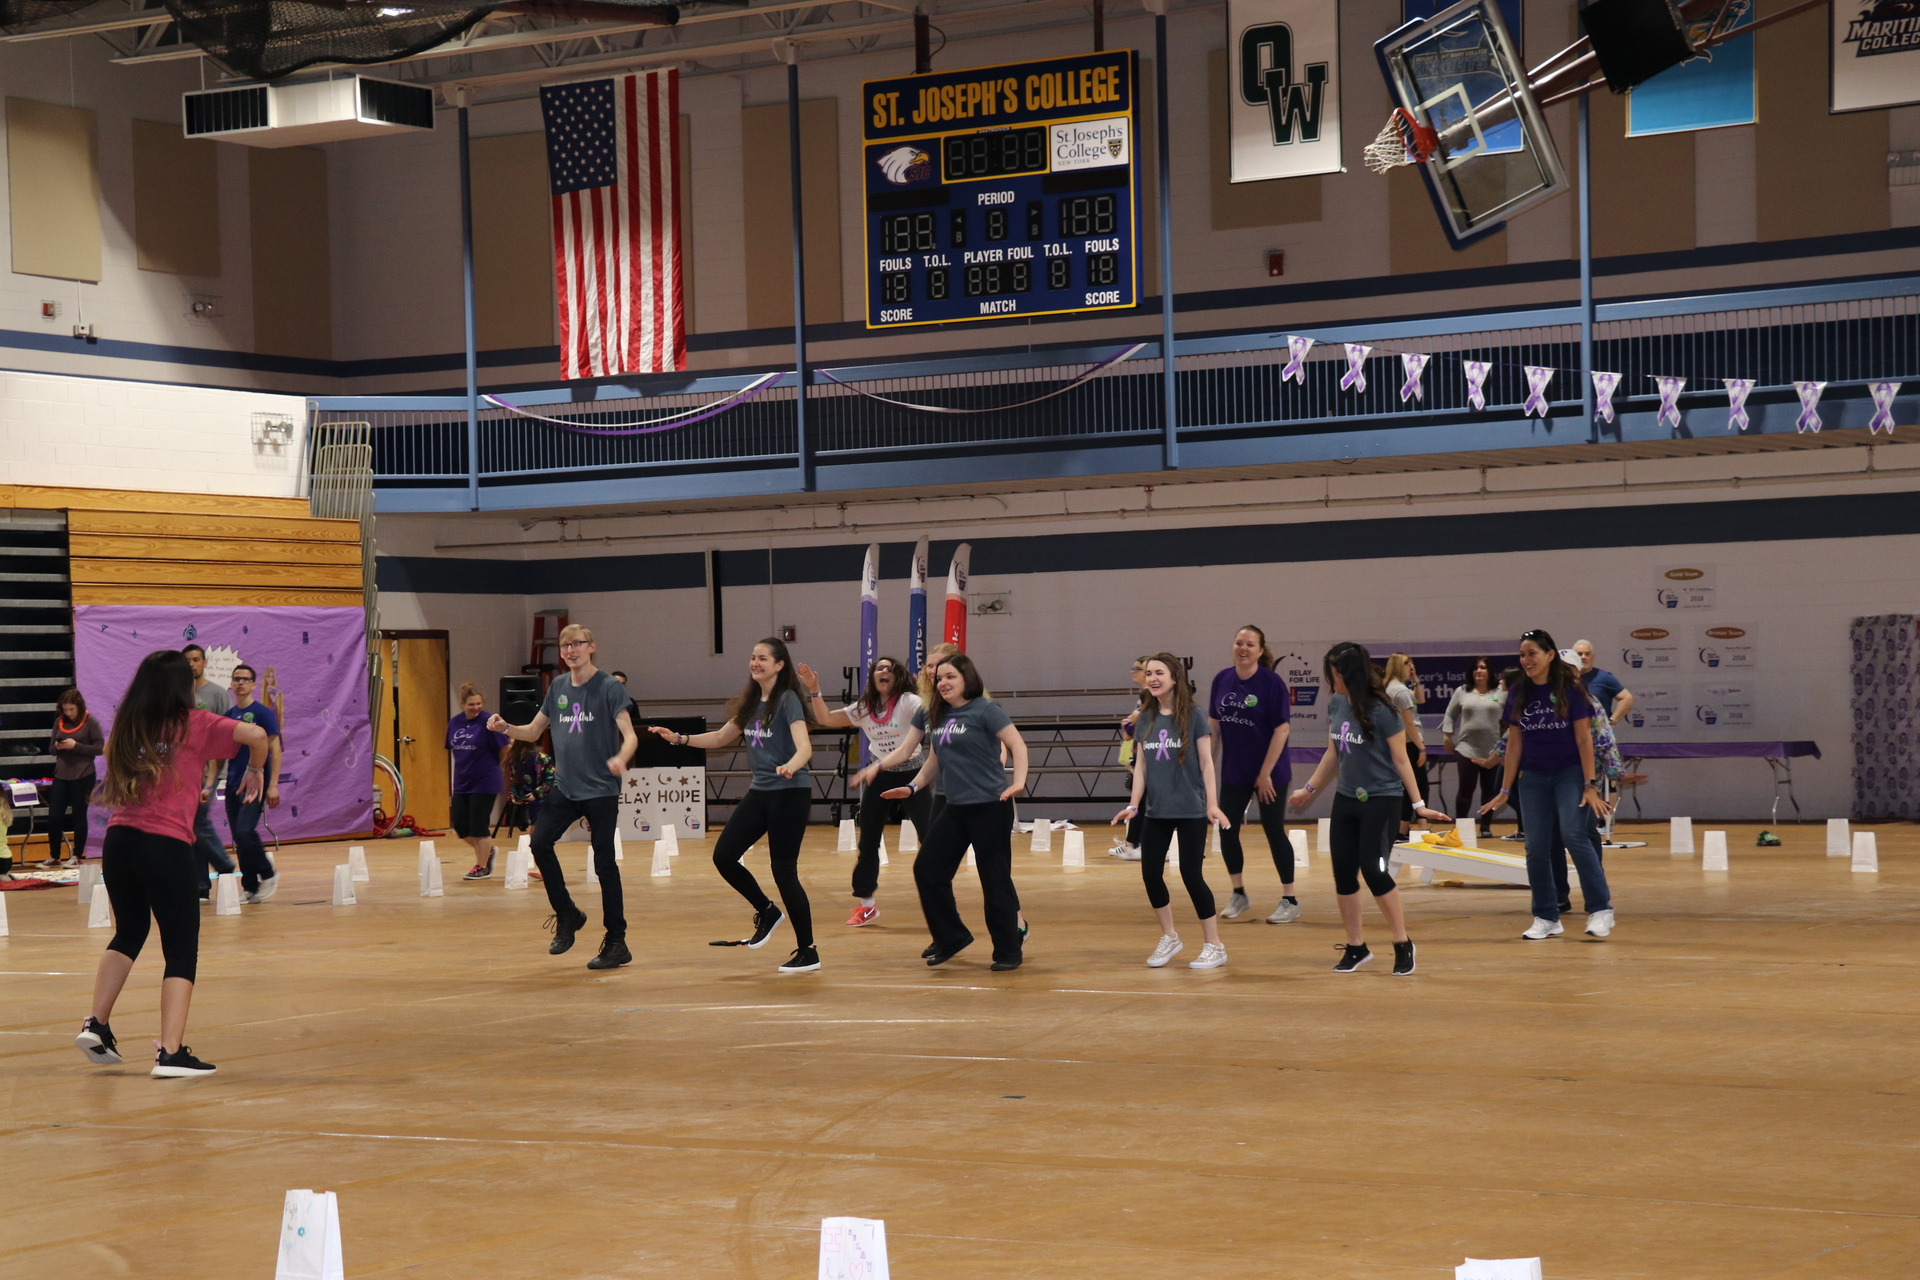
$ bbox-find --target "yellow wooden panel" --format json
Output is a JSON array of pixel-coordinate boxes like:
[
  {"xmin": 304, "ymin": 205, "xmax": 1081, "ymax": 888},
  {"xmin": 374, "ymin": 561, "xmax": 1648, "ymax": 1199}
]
[
  {"xmin": 7, "ymin": 98, "xmax": 101, "ymax": 283},
  {"xmin": 1755, "ymin": 6, "xmax": 1889, "ymax": 242},
  {"xmin": 69, "ymin": 533, "xmax": 362, "ymax": 566},
  {"xmin": 250, "ymin": 146, "xmax": 332, "ymax": 360},
  {"xmin": 71, "ymin": 584, "xmax": 364, "ymax": 607},
  {"xmin": 66, "ymin": 509, "xmax": 359, "ymax": 541},
  {"xmin": 742, "ymin": 98, "xmax": 841, "ymax": 329},
  {"xmin": 472, "ymin": 131, "xmax": 556, "ymax": 353},
  {"xmin": 132, "ymin": 118, "xmax": 221, "ymax": 277},
  {"xmin": 1206, "ymin": 50, "xmax": 1321, "ymax": 232},
  {"xmin": 71, "ymin": 558, "xmax": 362, "ymax": 589},
  {"xmin": 0, "ymin": 485, "xmax": 314, "ymax": 517}
]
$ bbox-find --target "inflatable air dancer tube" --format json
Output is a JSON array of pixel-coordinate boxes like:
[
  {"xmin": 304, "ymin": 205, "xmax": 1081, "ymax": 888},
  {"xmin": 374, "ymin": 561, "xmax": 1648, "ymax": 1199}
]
[
  {"xmin": 908, "ymin": 536, "xmax": 929, "ymax": 675},
  {"xmin": 943, "ymin": 542, "xmax": 971, "ymax": 651},
  {"xmin": 858, "ymin": 542, "xmax": 880, "ymax": 765}
]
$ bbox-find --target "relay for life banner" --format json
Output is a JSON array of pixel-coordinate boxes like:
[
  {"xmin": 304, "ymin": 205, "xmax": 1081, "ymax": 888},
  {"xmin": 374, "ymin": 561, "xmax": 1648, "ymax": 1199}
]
[
  {"xmin": 73, "ymin": 606, "xmax": 373, "ymax": 843},
  {"xmin": 1227, "ymin": 0, "xmax": 1342, "ymax": 181}
]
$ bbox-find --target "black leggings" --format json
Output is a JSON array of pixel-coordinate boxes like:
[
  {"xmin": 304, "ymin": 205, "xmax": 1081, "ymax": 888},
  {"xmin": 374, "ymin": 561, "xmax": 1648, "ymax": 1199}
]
[
  {"xmin": 1400, "ymin": 742, "xmax": 1430, "ymax": 824},
  {"xmin": 530, "ymin": 792, "xmax": 625, "ymax": 937},
  {"xmin": 1454, "ymin": 759, "xmax": 1503, "ymax": 827},
  {"xmin": 1217, "ymin": 782, "xmax": 1294, "ymax": 886},
  {"xmin": 713, "ymin": 787, "xmax": 814, "ymax": 948},
  {"xmin": 48, "ymin": 774, "xmax": 96, "ymax": 861},
  {"xmin": 102, "ymin": 825, "xmax": 201, "ymax": 982},
  {"xmin": 914, "ymin": 799, "xmax": 1022, "ymax": 964},
  {"xmin": 853, "ymin": 768, "xmax": 934, "ymax": 898},
  {"xmin": 1329, "ymin": 791, "xmax": 1401, "ymax": 898},
  {"xmin": 1139, "ymin": 817, "xmax": 1216, "ymax": 919}
]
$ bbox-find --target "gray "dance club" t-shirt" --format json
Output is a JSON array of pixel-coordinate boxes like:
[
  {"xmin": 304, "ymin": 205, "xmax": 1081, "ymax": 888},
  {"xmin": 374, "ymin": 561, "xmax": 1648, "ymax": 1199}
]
[
  {"xmin": 1327, "ymin": 692, "xmax": 1406, "ymax": 800},
  {"xmin": 913, "ymin": 697, "xmax": 1013, "ymax": 806},
  {"xmin": 741, "ymin": 690, "xmax": 811, "ymax": 791},
  {"xmin": 1135, "ymin": 705, "xmax": 1211, "ymax": 820},
  {"xmin": 541, "ymin": 671, "xmax": 631, "ymax": 802}
]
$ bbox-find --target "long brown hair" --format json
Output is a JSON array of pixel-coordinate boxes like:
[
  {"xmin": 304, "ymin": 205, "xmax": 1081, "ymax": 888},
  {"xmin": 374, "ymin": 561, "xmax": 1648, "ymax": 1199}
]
[
  {"xmin": 100, "ymin": 650, "xmax": 194, "ymax": 807},
  {"xmin": 727, "ymin": 636, "xmax": 810, "ymax": 729},
  {"xmin": 57, "ymin": 687, "xmax": 87, "ymax": 723},
  {"xmin": 1518, "ymin": 628, "xmax": 1582, "ymax": 715},
  {"xmin": 1135, "ymin": 652, "xmax": 1197, "ymax": 765},
  {"xmin": 860, "ymin": 655, "xmax": 907, "ymax": 720},
  {"xmin": 926, "ymin": 653, "xmax": 986, "ymax": 727}
]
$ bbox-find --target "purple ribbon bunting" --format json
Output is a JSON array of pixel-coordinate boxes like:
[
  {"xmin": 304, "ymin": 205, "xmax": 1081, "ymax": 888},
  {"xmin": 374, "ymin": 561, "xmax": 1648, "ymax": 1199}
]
[
  {"xmin": 1653, "ymin": 375, "xmax": 1687, "ymax": 430},
  {"xmin": 1724, "ymin": 378, "xmax": 1754, "ymax": 432},
  {"xmin": 1399, "ymin": 352, "xmax": 1428, "ymax": 402},
  {"xmin": 1340, "ymin": 343, "xmax": 1371, "ymax": 393},
  {"xmin": 1868, "ymin": 381, "xmax": 1902, "ymax": 434},
  {"xmin": 1794, "ymin": 381, "xmax": 1826, "ymax": 433},
  {"xmin": 1591, "ymin": 371, "xmax": 1620, "ymax": 423},
  {"xmin": 1522, "ymin": 366, "xmax": 1554, "ymax": 417},
  {"xmin": 1464, "ymin": 360, "xmax": 1491, "ymax": 411},
  {"xmin": 1281, "ymin": 335, "xmax": 1313, "ymax": 384}
]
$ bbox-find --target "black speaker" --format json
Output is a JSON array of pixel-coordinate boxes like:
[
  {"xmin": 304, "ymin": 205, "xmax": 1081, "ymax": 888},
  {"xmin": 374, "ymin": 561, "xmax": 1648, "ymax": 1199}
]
[
  {"xmin": 499, "ymin": 676, "xmax": 542, "ymax": 726},
  {"xmin": 1579, "ymin": 0, "xmax": 1693, "ymax": 93}
]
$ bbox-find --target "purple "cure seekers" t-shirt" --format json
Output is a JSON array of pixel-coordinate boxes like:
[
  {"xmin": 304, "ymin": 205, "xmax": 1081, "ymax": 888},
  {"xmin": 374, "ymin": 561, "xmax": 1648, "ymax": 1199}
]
[
  {"xmin": 1209, "ymin": 665, "xmax": 1291, "ymax": 789},
  {"xmin": 1501, "ymin": 680, "xmax": 1594, "ymax": 776}
]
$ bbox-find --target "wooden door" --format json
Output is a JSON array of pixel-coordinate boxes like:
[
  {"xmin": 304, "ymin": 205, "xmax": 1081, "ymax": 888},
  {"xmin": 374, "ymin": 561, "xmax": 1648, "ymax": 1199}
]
[{"xmin": 375, "ymin": 631, "xmax": 450, "ymax": 830}]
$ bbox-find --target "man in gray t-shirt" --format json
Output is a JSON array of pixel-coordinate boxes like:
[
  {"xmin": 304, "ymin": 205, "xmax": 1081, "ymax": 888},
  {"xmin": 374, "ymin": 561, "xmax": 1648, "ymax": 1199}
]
[
  {"xmin": 488, "ymin": 625, "xmax": 638, "ymax": 970},
  {"xmin": 184, "ymin": 644, "xmax": 235, "ymax": 885}
]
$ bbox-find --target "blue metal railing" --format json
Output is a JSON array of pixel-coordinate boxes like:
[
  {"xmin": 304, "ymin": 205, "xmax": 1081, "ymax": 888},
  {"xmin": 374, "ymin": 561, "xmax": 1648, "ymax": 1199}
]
[{"xmin": 314, "ymin": 276, "xmax": 1920, "ymax": 491}]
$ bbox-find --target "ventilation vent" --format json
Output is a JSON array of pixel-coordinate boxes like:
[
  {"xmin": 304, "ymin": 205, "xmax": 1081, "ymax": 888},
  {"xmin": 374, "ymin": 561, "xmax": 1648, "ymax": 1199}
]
[
  {"xmin": 180, "ymin": 76, "xmax": 435, "ymax": 147},
  {"xmin": 358, "ymin": 78, "xmax": 434, "ymax": 130},
  {"xmin": 183, "ymin": 85, "xmax": 271, "ymax": 137}
]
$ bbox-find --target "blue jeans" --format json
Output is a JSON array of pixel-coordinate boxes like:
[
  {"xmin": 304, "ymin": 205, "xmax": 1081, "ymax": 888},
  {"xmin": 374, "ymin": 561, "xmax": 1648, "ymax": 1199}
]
[
  {"xmin": 1517, "ymin": 766, "xmax": 1610, "ymax": 921},
  {"xmin": 194, "ymin": 800, "xmax": 235, "ymax": 876},
  {"xmin": 224, "ymin": 794, "xmax": 272, "ymax": 893}
]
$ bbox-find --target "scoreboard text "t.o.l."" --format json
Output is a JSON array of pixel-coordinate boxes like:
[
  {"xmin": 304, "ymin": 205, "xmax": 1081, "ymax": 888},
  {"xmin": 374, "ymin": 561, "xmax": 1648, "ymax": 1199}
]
[{"xmin": 862, "ymin": 50, "xmax": 1139, "ymax": 330}]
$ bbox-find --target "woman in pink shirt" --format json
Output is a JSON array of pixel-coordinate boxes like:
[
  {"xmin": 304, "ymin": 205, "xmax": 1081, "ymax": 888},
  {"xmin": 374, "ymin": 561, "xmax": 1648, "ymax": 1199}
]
[{"xmin": 75, "ymin": 650, "xmax": 268, "ymax": 1078}]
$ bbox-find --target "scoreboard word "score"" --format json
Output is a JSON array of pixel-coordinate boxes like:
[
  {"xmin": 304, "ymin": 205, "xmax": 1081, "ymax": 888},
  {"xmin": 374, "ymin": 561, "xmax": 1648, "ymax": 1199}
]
[{"xmin": 862, "ymin": 50, "xmax": 1140, "ymax": 330}]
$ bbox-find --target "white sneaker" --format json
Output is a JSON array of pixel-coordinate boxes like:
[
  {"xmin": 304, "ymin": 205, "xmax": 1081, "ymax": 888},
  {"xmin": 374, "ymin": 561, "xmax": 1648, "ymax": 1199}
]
[
  {"xmin": 1220, "ymin": 891, "xmax": 1251, "ymax": 919},
  {"xmin": 251, "ymin": 874, "xmax": 278, "ymax": 903},
  {"xmin": 1116, "ymin": 843, "xmax": 1141, "ymax": 861},
  {"xmin": 1266, "ymin": 898, "xmax": 1302, "ymax": 924},
  {"xmin": 1146, "ymin": 934, "xmax": 1183, "ymax": 967},
  {"xmin": 1522, "ymin": 917, "xmax": 1564, "ymax": 940},
  {"xmin": 1188, "ymin": 942, "xmax": 1227, "ymax": 969},
  {"xmin": 1585, "ymin": 908, "xmax": 1615, "ymax": 938}
]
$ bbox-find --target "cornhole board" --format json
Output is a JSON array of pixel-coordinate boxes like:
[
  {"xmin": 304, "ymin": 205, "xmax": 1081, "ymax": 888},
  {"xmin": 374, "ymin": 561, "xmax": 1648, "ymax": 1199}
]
[{"xmin": 1390, "ymin": 838, "xmax": 1530, "ymax": 886}]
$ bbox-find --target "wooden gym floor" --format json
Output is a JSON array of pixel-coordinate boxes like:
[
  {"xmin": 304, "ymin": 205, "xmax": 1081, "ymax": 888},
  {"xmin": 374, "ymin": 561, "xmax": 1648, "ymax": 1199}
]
[{"xmin": 3, "ymin": 821, "xmax": 1916, "ymax": 1280}]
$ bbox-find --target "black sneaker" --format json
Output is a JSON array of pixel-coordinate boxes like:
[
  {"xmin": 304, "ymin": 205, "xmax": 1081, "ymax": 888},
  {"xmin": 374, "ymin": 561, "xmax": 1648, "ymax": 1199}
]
[
  {"xmin": 586, "ymin": 935, "xmax": 632, "ymax": 970},
  {"xmin": 152, "ymin": 1045, "xmax": 216, "ymax": 1078},
  {"xmin": 921, "ymin": 942, "xmax": 939, "ymax": 959},
  {"xmin": 989, "ymin": 957, "xmax": 1022, "ymax": 972},
  {"xmin": 777, "ymin": 946, "xmax": 821, "ymax": 973},
  {"xmin": 747, "ymin": 904, "xmax": 785, "ymax": 950},
  {"xmin": 545, "ymin": 906, "xmax": 589, "ymax": 955},
  {"xmin": 1392, "ymin": 939, "xmax": 1416, "ymax": 976},
  {"xmin": 75, "ymin": 1016, "xmax": 121, "ymax": 1066},
  {"xmin": 926, "ymin": 937, "xmax": 974, "ymax": 966},
  {"xmin": 1332, "ymin": 943, "xmax": 1373, "ymax": 973}
]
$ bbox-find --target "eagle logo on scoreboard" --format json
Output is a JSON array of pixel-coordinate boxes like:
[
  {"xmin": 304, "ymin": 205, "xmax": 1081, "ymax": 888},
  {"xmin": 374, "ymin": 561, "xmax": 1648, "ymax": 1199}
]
[{"xmin": 877, "ymin": 145, "xmax": 933, "ymax": 185}]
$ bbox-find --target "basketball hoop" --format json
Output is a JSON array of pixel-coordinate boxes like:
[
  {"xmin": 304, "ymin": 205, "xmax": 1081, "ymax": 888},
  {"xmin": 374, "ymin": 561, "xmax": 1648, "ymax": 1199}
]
[{"xmin": 1363, "ymin": 107, "xmax": 1438, "ymax": 175}]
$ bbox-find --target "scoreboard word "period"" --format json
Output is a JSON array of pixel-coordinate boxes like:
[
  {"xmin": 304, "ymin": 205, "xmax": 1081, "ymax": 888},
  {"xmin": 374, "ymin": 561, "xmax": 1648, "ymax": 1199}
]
[{"xmin": 863, "ymin": 50, "xmax": 1140, "ymax": 330}]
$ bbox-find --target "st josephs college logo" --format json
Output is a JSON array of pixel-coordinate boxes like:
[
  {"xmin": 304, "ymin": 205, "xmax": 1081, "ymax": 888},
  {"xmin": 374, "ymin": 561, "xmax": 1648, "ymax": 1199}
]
[{"xmin": 1842, "ymin": 1, "xmax": 1920, "ymax": 57}]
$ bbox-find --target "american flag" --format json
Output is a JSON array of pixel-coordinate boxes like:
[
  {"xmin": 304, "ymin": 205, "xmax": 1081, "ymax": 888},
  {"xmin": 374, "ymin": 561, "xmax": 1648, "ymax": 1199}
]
[{"xmin": 540, "ymin": 69, "xmax": 684, "ymax": 379}]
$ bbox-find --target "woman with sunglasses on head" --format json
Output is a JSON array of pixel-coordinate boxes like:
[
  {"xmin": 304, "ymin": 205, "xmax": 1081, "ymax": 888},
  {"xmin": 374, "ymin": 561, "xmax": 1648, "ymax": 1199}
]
[
  {"xmin": 1481, "ymin": 629, "xmax": 1615, "ymax": 940},
  {"xmin": 1442, "ymin": 657, "xmax": 1506, "ymax": 839},
  {"xmin": 654, "ymin": 637, "xmax": 818, "ymax": 973},
  {"xmin": 856, "ymin": 652, "xmax": 1030, "ymax": 972},
  {"xmin": 1208, "ymin": 625, "xmax": 1301, "ymax": 924},
  {"xmin": 797, "ymin": 655, "xmax": 930, "ymax": 928},
  {"xmin": 1289, "ymin": 643, "xmax": 1449, "ymax": 975},
  {"xmin": 1116, "ymin": 653, "xmax": 1231, "ymax": 969},
  {"xmin": 75, "ymin": 649, "xmax": 269, "ymax": 1077}
]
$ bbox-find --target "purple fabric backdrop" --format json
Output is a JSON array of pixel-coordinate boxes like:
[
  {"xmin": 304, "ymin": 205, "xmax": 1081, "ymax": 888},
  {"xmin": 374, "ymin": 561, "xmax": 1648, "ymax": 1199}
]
[{"xmin": 73, "ymin": 606, "xmax": 373, "ymax": 843}]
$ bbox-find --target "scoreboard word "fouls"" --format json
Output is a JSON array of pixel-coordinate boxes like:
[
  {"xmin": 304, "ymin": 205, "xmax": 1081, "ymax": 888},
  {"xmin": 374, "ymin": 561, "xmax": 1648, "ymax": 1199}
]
[{"xmin": 872, "ymin": 64, "xmax": 1128, "ymax": 129}]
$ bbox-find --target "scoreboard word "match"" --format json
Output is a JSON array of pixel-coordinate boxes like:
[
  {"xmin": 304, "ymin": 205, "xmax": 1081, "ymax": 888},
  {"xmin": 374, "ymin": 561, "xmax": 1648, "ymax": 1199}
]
[{"xmin": 862, "ymin": 50, "xmax": 1140, "ymax": 330}]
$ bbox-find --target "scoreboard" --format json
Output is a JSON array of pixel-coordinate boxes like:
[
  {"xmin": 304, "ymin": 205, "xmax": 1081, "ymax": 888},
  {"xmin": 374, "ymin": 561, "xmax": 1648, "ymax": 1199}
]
[{"xmin": 862, "ymin": 50, "xmax": 1139, "ymax": 330}]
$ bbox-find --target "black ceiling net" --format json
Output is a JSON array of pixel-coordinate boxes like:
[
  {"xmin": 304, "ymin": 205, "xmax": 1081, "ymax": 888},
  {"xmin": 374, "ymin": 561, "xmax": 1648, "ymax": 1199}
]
[
  {"xmin": 162, "ymin": 0, "xmax": 501, "ymax": 80},
  {"xmin": 0, "ymin": 0, "xmax": 97, "ymax": 27}
]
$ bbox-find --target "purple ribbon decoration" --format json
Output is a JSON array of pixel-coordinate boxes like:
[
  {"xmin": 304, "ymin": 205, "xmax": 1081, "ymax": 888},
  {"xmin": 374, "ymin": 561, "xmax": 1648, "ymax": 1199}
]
[
  {"xmin": 1399, "ymin": 352, "xmax": 1428, "ymax": 402},
  {"xmin": 1653, "ymin": 375, "xmax": 1687, "ymax": 429},
  {"xmin": 1522, "ymin": 366, "xmax": 1554, "ymax": 417},
  {"xmin": 1464, "ymin": 360, "xmax": 1491, "ymax": 411},
  {"xmin": 1724, "ymin": 378, "xmax": 1754, "ymax": 432},
  {"xmin": 1281, "ymin": 335, "xmax": 1313, "ymax": 384},
  {"xmin": 1794, "ymin": 381, "xmax": 1826, "ymax": 433},
  {"xmin": 1868, "ymin": 381, "xmax": 1902, "ymax": 434},
  {"xmin": 1591, "ymin": 371, "xmax": 1620, "ymax": 423},
  {"xmin": 1340, "ymin": 343, "xmax": 1372, "ymax": 393}
]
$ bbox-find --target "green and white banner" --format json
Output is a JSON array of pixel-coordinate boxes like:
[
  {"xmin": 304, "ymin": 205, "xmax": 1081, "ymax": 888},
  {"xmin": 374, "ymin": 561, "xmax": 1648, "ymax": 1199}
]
[{"xmin": 1227, "ymin": 0, "xmax": 1342, "ymax": 182}]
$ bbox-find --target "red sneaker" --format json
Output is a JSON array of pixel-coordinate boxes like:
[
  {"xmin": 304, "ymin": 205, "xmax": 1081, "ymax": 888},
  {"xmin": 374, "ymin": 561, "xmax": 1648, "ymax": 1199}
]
[{"xmin": 845, "ymin": 904, "xmax": 878, "ymax": 927}]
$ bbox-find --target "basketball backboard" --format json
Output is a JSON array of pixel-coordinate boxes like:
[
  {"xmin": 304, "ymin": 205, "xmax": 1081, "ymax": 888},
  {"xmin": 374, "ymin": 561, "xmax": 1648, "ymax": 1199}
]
[{"xmin": 1374, "ymin": 0, "xmax": 1568, "ymax": 246}]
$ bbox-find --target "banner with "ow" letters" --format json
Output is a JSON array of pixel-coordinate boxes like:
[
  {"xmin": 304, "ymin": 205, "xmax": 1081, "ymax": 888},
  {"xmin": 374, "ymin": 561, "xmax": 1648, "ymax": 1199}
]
[{"xmin": 1227, "ymin": 0, "xmax": 1342, "ymax": 182}]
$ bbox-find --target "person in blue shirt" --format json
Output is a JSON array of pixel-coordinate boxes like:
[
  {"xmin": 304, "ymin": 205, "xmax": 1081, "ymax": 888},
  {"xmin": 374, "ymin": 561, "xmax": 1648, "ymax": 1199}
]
[
  {"xmin": 1572, "ymin": 640, "xmax": 1634, "ymax": 726},
  {"xmin": 222, "ymin": 665, "xmax": 283, "ymax": 903}
]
